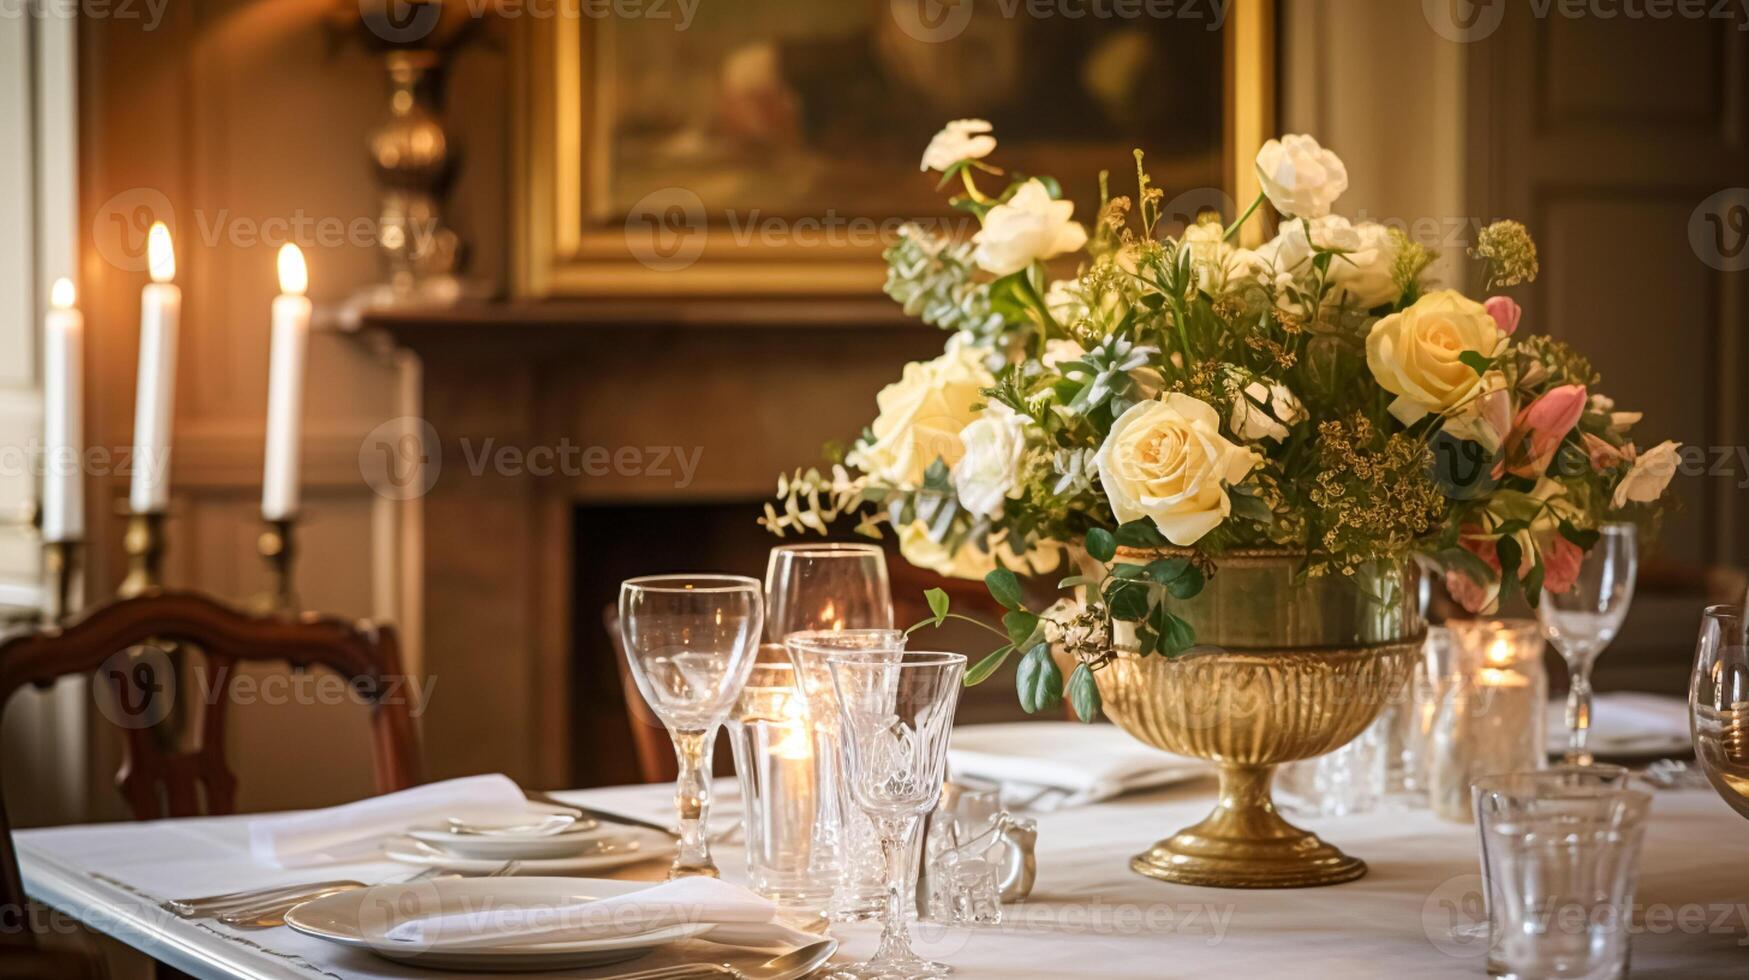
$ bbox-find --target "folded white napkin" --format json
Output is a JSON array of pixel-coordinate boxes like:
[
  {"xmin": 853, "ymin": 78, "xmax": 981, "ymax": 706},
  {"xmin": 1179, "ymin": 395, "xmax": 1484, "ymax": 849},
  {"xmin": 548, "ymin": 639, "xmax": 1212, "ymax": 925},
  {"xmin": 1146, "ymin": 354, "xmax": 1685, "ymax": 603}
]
[
  {"xmin": 248, "ymin": 774, "xmax": 531, "ymax": 868},
  {"xmin": 948, "ymin": 721, "xmax": 1209, "ymax": 811},
  {"xmin": 381, "ymin": 876, "xmax": 811, "ymax": 951},
  {"xmin": 1543, "ymin": 692, "xmax": 1690, "ymax": 753}
]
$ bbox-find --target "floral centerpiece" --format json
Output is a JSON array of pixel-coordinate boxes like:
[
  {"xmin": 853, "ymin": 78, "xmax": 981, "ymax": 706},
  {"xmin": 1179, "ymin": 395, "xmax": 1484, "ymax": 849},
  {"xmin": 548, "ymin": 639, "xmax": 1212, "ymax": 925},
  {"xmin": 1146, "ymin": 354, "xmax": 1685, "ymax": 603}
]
[{"xmin": 765, "ymin": 120, "xmax": 1680, "ymax": 726}]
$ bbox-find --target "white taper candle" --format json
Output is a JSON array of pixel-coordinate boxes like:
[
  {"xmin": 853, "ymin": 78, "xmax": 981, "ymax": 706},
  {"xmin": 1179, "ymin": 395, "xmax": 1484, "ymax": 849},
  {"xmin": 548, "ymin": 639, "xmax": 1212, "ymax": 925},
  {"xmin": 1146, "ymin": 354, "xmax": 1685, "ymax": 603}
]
[
  {"xmin": 130, "ymin": 222, "xmax": 180, "ymax": 514},
  {"xmin": 42, "ymin": 278, "xmax": 83, "ymax": 541},
  {"xmin": 262, "ymin": 244, "xmax": 311, "ymax": 521}
]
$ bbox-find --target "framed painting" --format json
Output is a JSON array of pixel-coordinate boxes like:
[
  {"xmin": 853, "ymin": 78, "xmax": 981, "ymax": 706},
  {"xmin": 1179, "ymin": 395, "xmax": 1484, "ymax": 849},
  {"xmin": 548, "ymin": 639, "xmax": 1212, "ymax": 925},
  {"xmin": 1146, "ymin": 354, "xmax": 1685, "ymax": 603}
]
[{"xmin": 515, "ymin": 0, "xmax": 1275, "ymax": 297}]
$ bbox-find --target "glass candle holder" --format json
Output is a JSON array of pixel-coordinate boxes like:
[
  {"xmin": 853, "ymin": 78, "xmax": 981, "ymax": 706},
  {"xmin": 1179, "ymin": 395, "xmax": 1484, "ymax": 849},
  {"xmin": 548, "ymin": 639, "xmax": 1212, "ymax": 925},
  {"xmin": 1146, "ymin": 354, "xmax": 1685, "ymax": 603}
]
[
  {"xmin": 726, "ymin": 660, "xmax": 834, "ymax": 911},
  {"xmin": 1428, "ymin": 619, "xmax": 1549, "ymax": 822}
]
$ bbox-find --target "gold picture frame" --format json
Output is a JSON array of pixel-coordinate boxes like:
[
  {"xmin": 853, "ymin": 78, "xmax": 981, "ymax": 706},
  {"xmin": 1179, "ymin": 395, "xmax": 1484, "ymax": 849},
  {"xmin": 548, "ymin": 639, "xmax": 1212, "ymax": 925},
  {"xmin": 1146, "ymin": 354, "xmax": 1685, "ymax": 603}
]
[{"xmin": 514, "ymin": 0, "xmax": 1275, "ymax": 299}]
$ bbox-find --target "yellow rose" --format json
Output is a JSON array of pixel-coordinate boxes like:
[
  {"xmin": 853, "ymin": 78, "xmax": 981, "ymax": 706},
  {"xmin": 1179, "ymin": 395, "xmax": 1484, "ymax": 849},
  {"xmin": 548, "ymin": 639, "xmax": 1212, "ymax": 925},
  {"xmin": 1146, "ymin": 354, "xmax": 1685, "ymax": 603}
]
[
  {"xmin": 1095, "ymin": 393, "xmax": 1260, "ymax": 546},
  {"xmin": 848, "ymin": 341, "xmax": 992, "ymax": 488},
  {"xmin": 897, "ymin": 521, "xmax": 1062, "ymax": 581},
  {"xmin": 1365, "ymin": 289, "xmax": 1506, "ymax": 425}
]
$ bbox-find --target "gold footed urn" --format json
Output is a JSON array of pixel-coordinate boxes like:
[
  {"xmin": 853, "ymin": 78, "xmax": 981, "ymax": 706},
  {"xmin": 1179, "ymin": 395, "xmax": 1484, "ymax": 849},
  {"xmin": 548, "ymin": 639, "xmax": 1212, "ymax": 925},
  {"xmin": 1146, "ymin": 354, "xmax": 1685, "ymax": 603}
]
[{"xmin": 1096, "ymin": 549, "xmax": 1421, "ymax": 888}]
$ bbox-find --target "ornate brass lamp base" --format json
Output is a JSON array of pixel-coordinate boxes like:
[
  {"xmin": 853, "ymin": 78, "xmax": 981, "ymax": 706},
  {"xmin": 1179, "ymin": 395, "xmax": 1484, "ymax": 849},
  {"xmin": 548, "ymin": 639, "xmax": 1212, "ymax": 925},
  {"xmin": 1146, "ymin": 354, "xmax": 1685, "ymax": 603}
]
[{"xmin": 1131, "ymin": 764, "xmax": 1366, "ymax": 888}]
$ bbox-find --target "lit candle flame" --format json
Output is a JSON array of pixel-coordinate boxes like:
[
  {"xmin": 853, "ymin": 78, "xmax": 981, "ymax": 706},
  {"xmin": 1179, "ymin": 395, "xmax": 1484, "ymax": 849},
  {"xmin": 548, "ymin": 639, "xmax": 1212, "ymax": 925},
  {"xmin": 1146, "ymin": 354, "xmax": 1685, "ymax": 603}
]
[
  {"xmin": 276, "ymin": 243, "xmax": 308, "ymax": 296},
  {"xmin": 50, "ymin": 278, "xmax": 75, "ymax": 310},
  {"xmin": 1486, "ymin": 638, "xmax": 1513, "ymax": 668},
  {"xmin": 146, "ymin": 222, "xmax": 176, "ymax": 283}
]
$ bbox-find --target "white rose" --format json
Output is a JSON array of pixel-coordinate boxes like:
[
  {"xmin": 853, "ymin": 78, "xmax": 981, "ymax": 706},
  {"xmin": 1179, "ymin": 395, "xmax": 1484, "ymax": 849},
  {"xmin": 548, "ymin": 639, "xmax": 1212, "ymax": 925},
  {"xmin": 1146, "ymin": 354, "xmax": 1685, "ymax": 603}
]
[
  {"xmin": 1180, "ymin": 220, "xmax": 1244, "ymax": 293},
  {"xmin": 1095, "ymin": 393, "xmax": 1260, "ymax": 545},
  {"xmin": 1613, "ymin": 440, "xmax": 1681, "ymax": 508},
  {"xmin": 1255, "ymin": 134, "xmax": 1349, "ymax": 219},
  {"xmin": 953, "ymin": 402, "xmax": 1029, "ymax": 518},
  {"xmin": 897, "ymin": 521, "xmax": 1061, "ymax": 581},
  {"xmin": 972, "ymin": 179, "xmax": 1089, "ymax": 276},
  {"xmin": 1229, "ymin": 379, "xmax": 1305, "ymax": 443},
  {"xmin": 1365, "ymin": 289, "xmax": 1507, "ymax": 425},
  {"xmin": 847, "ymin": 340, "xmax": 993, "ymax": 488},
  {"xmin": 920, "ymin": 118, "xmax": 997, "ymax": 173},
  {"xmin": 1251, "ymin": 216, "xmax": 1399, "ymax": 310}
]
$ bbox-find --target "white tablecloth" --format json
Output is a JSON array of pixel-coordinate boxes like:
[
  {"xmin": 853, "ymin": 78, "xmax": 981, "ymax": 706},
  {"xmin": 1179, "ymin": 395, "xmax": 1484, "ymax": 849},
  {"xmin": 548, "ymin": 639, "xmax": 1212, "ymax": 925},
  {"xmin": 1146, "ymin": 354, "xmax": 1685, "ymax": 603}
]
[{"xmin": 18, "ymin": 779, "xmax": 1749, "ymax": 979}]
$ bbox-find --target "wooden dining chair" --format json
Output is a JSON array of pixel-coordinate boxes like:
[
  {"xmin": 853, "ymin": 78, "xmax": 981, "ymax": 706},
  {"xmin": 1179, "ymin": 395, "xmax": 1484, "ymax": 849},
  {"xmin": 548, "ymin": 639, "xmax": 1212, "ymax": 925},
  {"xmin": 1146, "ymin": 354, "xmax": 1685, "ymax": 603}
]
[{"xmin": 0, "ymin": 590, "xmax": 422, "ymax": 820}]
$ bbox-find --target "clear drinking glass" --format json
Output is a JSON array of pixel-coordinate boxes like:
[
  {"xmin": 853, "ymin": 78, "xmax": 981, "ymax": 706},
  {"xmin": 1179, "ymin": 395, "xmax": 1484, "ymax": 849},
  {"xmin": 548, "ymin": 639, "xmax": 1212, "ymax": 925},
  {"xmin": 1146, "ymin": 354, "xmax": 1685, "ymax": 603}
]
[
  {"xmin": 1539, "ymin": 523, "xmax": 1638, "ymax": 764},
  {"xmin": 1476, "ymin": 781, "xmax": 1650, "ymax": 980},
  {"xmin": 618, "ymin": 574, "xmax": 763, "ymax": 879},
  {"xmin": 726, "ymin": 660, "xmax": 834, "ymax": 910},
  {"xmin": 764, "ymin": 543, "xmax": 894, "ymax": 641},
  {"xmin": 785, "ymin": 629, "xmax": 906, "ymax": 921},
  {"xmin": 1467, "ymin": 766, "xmax": 1631, "ymax": 971},
  {"xmin": 827, "ymin": 651, "xmax": 967, "ymax": 980},
  {"xmin": 1690, "ymin": 604, "xmax": 1749, "ymax": 819}
]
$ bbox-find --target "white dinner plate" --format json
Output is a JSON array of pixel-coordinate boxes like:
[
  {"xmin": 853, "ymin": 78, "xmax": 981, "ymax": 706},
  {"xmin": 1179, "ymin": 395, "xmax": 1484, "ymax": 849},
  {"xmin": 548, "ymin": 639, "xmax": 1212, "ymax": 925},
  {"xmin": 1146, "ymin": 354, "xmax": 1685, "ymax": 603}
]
[
  {"xmin": 383, "ymin": 831, "xmax": 671, "ymax": 874},
  {"xmin": 285, "ymin": 877, "xmax": 712, "ymax": 971},
  {"xmin": 406, "ymin": 823, "xmax": 615, "ymax": 860}
]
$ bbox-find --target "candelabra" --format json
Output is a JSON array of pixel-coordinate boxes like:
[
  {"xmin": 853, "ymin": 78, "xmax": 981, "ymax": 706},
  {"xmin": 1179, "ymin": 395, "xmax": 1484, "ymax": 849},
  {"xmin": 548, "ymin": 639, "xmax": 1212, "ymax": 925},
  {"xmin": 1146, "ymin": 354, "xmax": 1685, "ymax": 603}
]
[
  {"xmin": 118, "ymin": 511, "xmax": 167, "ymax": 598},
  {"xmin": 41, "ymin": 538, "xmax": 80, "ymax": 624},
  {"xmin": 251, "ymin": 518, "xmax": 299, "ymax": 616}
]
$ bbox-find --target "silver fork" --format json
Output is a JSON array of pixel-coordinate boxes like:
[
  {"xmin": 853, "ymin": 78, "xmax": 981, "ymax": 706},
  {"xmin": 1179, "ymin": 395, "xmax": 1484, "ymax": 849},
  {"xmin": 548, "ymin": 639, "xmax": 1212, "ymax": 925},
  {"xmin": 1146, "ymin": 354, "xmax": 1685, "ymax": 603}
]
[{"xmin": 213, "ymin": 861, "xmax": 521, "ymax": 929}]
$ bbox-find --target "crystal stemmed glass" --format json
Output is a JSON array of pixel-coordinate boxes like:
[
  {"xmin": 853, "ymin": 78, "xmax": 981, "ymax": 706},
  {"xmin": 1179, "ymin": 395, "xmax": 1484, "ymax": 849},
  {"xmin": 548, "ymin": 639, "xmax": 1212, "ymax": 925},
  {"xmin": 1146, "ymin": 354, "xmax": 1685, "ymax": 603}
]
[
  {"xmin": 785, "ymin": 629, "xmax": 908, "ymax": 921},
  {"xmin": 827, "ymin": 651, "xmax": 966, "ymax": 980},
  {"xmin": 1690, "ymin": 604, "xmax": 1749, "ymax": 819},
  {"xmin": 619, "ymin": 574, "xmax": 764, "ymax": 878},
  {"xmin": 764, "ymin": 543, "xmax": 894, "ymax": 641},
  {"xmin": 1539, "ymin": 523, "xmax": 1638, "ymax": 764}
]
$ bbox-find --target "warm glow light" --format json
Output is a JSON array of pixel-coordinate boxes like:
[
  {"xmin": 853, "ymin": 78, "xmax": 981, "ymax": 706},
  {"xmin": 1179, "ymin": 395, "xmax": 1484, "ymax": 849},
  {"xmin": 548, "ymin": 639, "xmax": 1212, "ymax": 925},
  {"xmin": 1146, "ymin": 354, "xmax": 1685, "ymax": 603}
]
[
  {"xmin": 50, "ymin": 278, "xmax": 75, "ymax": 310},
  {"xmin": 146, "ymin": 223, "xmax": 175, "ymax": 283},
  {"xmin": 1486, "ymin": 638, "xmax": 1513, "ymax": 668},
  {"xmin": 276, "ymin": 243, "xmax": 308, "ymax": 296}
]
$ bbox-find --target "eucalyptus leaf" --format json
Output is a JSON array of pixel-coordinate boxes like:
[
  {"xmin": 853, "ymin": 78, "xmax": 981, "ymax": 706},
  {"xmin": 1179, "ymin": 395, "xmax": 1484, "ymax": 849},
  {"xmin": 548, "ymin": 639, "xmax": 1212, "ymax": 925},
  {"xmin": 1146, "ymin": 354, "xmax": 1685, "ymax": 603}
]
[
  {"xmin": 1004, "ymin": 610, "xmax": 1041, "ymax": 647},
  {"xmin": 1067, "ymin": 663, "xmax": 1102, "ymax": 722},
  {"xmin": 985, "ymin": 568, "xmax": 1024, "ymax": 611},
  {"xmin": 925, "ymin": 587, "xmax": 950, "ymax": 624},
  {"xmin": 1086, "ymin": 528, "xmax": 1117, "ymax": 563},
  {"xmin": 965, "ymin": 644, "xmax": 1015, "ymax": 687}
]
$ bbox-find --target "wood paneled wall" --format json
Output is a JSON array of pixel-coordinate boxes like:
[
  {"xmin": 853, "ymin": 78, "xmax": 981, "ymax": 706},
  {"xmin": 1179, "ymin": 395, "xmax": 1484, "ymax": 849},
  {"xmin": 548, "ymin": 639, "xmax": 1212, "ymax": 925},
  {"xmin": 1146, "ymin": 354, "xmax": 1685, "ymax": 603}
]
[{"xmin": 67, "ymin": 0, "xmax": 510, "ymax": 818}]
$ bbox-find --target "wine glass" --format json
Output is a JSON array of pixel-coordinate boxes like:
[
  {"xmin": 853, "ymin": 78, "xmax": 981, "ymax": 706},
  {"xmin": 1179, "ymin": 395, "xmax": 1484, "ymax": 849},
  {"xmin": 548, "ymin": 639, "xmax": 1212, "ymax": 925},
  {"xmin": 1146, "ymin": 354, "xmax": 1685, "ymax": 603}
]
[
  {"xmin": 827, "ymin": 651, "xmax": 966, "ymax": 980},
  {"xmin": 1539, "ymin": 523, "xmax": 1638, "ymax": 764},
  {"xmin": 619, "ymin": 574, "xmax": 763, "ymax": 878},
  {"xmin": 764, "ymin": 543, "xmax": 893, "ymax": 642},
  {"xmin": 1690, "ymin": 604, "xmax": 1749, "ymax": 819}
]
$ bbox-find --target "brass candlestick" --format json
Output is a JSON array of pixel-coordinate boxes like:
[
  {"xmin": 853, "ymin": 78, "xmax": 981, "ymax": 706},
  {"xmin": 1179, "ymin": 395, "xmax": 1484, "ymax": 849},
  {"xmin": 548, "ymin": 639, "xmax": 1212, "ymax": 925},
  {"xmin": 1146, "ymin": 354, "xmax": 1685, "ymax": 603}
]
[
  {"xmin": 118, "ymin": 511, "xmax": 166, "ymax": 598},
  {"xmin": 41, "ymin": 539, "xmax": 80, "ymax": 625},
  {"xmin": 251, "ymin": 518, "xmax": 298, "ymax": 616}
]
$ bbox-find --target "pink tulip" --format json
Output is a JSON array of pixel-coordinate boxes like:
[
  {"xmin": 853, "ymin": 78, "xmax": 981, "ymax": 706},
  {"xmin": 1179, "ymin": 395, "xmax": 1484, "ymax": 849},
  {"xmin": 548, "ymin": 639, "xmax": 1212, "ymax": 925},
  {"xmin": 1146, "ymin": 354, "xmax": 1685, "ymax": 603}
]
[
  {"xmin": 1484, "ymin": 296, "xmax": 1522, "ymax": 336},
  {"xmin": 1540, "ymin": 533, "xmax": 1584, "ymax": 595},
  {"xmin": 1581, "ymin": 432, "xmax": 1626, "ymax": 472},
  {"xmin": 1503, "ymin": 384, "xmax": 1587, "ymax": 478}
]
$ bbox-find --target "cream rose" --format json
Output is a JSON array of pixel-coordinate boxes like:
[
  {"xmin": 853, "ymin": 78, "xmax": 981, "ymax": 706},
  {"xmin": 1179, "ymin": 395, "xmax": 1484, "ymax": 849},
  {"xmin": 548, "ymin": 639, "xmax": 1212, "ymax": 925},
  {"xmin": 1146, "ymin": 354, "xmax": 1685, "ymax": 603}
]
[
  {"xmin": 1228, "ymin": 379, "xmax": 1305, "ymax": 443},
  {"xmin": 972, "ymin": 179, "xmax": 1089, "ymax": 276},
  {"xmin": 1613, "ymin": 440, "xmax": 1681, "ymax": 508},
  {"xmin": 920, "ymin": 118, "xmax": 997, "ymax": 173},
  {"xmin": 953, "ymin": 401, "xmax": 1029, "ymax": 518},
  {"xmin": 1251, "ymin": 216, "xmax": 1399, "ymax": 310},
  {"xmin": 1255, "ymin": 134, "xmax": 1349, "ymax": 219},
  {"xmin": 1365, "ymin": 289, "xmax": 1507, "ymax": 425},
  {"xmin": 898, "ymin": 521, "xmax": 1061, "ymax": 581},
  {"xmin": 1095, "ymin": 394, "xmax": 1260, "ymax": 545},
  {"xmin": 848, "ymin": 341, "xmax": 992, "ymax": 488}
]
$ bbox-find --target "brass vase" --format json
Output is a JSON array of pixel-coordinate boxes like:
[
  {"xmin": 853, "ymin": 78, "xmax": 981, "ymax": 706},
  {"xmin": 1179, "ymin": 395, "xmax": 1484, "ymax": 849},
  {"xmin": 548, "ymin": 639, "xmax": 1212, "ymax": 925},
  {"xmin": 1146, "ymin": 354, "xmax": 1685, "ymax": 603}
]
[{"xmin": 1095, "ymin": 548, "xmax": 1421, "ymax": 888}]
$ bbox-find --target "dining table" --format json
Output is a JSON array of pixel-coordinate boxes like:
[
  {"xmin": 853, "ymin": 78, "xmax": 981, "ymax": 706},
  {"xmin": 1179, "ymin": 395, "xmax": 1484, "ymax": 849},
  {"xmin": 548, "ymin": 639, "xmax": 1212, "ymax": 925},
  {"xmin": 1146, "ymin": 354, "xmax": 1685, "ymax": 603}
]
[{"xmin": 16, "ymin": 776, "xmax": 1749, "ymax": 979}]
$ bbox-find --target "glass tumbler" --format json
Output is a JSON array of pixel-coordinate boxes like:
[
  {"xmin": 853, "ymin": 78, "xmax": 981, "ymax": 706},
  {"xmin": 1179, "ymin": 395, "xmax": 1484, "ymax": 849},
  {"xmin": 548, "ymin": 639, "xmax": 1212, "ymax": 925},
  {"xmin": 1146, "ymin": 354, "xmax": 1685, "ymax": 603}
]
[
  {"xmin": 1476, "ymin": 781, "xmax": 1649, "ymax": 980},
  {"xmin": 727, "ymin": 660, "xmax": 834, "ymax": 911}
]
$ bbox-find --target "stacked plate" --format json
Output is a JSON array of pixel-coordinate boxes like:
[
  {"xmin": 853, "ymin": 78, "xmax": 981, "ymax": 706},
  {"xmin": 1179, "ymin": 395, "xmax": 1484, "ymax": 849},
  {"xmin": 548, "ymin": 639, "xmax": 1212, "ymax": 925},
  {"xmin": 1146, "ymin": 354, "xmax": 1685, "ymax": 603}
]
[{"xmin": 382, "ymin": 802, "xmax": 675, "ymax": 875}]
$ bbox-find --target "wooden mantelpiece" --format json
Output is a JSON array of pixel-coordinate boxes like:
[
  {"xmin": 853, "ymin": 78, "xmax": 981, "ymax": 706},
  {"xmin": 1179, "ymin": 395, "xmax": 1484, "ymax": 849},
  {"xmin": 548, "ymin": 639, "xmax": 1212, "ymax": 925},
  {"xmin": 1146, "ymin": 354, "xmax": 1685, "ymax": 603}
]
[{"xmin": 363, "ymin": 300, "xmax": 942, "ymax": 788}]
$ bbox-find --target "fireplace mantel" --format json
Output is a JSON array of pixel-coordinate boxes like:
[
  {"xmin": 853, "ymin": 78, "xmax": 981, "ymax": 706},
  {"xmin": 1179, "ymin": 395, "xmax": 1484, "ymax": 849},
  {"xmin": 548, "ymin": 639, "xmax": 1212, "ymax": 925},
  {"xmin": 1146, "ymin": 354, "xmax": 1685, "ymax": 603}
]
[{"xmin": 365, "ymin": 299, "xmax": 943, "ymax": 788}]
